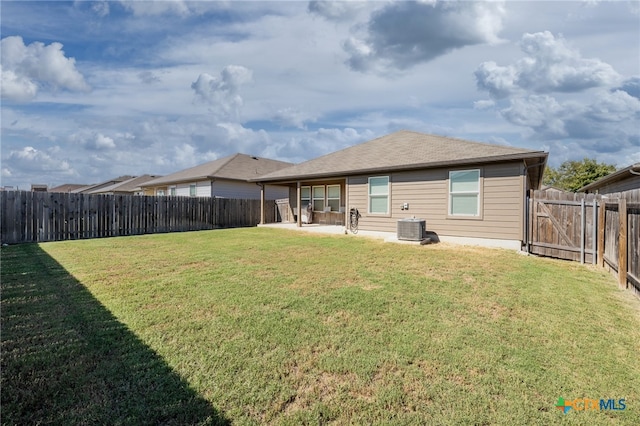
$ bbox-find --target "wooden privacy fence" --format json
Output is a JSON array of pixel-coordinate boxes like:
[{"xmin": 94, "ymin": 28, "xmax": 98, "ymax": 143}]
[
  {"xmin": 0, "ymin": 191, "xmax": 278, "ymax": 244},
  {"xmin": 528, "ymin": 189, "xmax": 640, "ymax": 295}
]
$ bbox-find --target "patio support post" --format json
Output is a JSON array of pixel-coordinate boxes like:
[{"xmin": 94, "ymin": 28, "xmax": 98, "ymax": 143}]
[
  {"xmin": 345, "ymin": 177, "xmax": 349, "ymax": 228},
  {"xmin": 259, "ymin": 183, "xmax": 265, "ymax": 225},
  {"xmin": 297, "ymin": 181, "xmax": 302, "ymax": 227}
]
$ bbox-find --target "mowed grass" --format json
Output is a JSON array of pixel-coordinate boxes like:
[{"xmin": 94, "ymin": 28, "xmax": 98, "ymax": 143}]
[{"xmin": 2, "ymin": 227, "xmax": 640, "ymax": 425}]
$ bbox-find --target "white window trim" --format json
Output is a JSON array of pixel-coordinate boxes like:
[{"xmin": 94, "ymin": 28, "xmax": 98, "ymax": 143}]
[
  {"xmin": 448, "ymin": 169, "xmax": 481, "ymax": 218},
  {"xmin": 189, "ymin": 184, "xmax": 197, "ymax": 197},
  {"xmin": 326, "ymin": 184, "xmax": 341, "ymax": 212},
  {"xmin": 368, "ymin": 176, "xmax": 390, "ymax": 215},
  {"xmin": 301, "ymin": 186, "xmax": 311, "ymax": 209},
  {"xmin": 312, "ymin": 185, "xmax": 325, "ymax": 212},
  {"xmin": 169, "ymin": 186, "xmax": 176, "ymax": 196}
]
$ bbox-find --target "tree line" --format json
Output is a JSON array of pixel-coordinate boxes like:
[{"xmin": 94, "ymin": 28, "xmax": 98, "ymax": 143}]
[{"xmin": 543, "ymin": 158, "xmax": 616, "ymax": 192}]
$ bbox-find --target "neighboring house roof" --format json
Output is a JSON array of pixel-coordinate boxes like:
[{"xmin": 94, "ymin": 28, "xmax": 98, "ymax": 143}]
[
  {"xmin": 30, "ymin": 184, "xmax": 48, "ymax": 191},
  {"xmin": 142, "ymin": 153, "xmax": 293, "ymax": 187},
  {"xmin": 255, "ymin": 130, "xmax": 548, "ymax": 187},
  {"xmin": 49, "ymin": 184, "xmax": 88, "ymax": 193},
  {"xmin": 540, "ymin": 185, "xmax": 566, "ymax": 192},
  {"xmin": 71, "ymin": 176, "xmax": 135, "ymax": 193},
  {"xmin": 86, "ymin": 175, "xmax": 162, "ymax": 194},
  {"xmin": 579, "ymin": 163, "xmax": 640, "ymax": 192}
]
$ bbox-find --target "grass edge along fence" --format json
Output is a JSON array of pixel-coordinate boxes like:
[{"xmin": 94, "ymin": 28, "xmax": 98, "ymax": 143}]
[
  {"xmin": 528, "ymin": 188, "xmax": 640, "ymax": 296},
  {"xmin": 0, "ymin": 191, "xmax": 278, "ymax": 244}
]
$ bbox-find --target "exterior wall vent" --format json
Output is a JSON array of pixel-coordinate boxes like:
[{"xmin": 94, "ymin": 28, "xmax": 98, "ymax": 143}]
[{"xmin": 397, "ymin": 218, "xmax": 426, "ymax": 241}]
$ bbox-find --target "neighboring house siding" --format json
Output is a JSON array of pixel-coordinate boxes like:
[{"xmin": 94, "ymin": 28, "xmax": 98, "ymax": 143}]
[
  {"xmin": 211, "ymin": 180, "xmax": 289, "ymax": 200},
  {"xmin": 213, "ymin": 179, "xmax": 262, "ymax": 199},
  {"xmin": 266, "ymin": 184, "xmax": 290, "ymax": 200},
  {"xmin": 595, "ymin": 175, "xmax": 640, "ymax": 194},
  {"xmin": 347, "ymin": 162, "xmax": 525, "ymax": 241},
  {"xmin": 175, "ymin": 181, "xmax": 211, "ymax": 197}
]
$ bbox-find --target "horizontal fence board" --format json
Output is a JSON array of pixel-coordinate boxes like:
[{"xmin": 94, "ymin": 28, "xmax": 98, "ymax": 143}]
[{"xmin": 1, "ymin": 191, "xmax": 277, "ymax": 244}]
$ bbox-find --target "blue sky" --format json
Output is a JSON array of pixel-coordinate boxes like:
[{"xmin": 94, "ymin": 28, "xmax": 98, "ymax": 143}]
[{"xmin": 1, "ymin": 0, "xmax": 639, "ymax": 189}]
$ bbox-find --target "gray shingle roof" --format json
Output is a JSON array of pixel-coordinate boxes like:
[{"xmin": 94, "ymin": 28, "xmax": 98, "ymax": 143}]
[
  {"xmin": 71, "ymin": 176, "xmax": 134, "ymax": 193},
  {"xmin": 256, "ymin": 130, "xmax": 547, "ymax": 182},
  {"xmin": 142, "ymin": 153, "xmax": 293, "ymax": 187},
  {"xmin": 87, "ymin": 175, "xmax": 162, "ymax": 194},
  {"xmin": 48, "ymin": 184, "xmax": 88, "ymax": 193}
]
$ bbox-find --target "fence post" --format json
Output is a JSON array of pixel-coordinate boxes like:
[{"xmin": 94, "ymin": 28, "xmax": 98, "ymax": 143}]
[
  {"xmin": 598, "ymin": 200, "xmax": 605, "ymax": 267},
  {"xmin": 618, "ymin": 198, "xmax": 627, "ymax": 289},
  {"xmin": 592, "ymin": 199, "xmax": 597, "ymax": 265},
  {"xmin": 580, "ymin": 198, "xmax": 585, "ymax": 264}
]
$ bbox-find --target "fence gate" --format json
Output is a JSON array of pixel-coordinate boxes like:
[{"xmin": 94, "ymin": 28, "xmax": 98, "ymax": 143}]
[{"xmin": 528, "ymin": 190, "xmax": 599, "ymax": 264}]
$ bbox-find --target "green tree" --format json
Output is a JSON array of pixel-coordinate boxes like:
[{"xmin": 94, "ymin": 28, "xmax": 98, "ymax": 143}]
[{"xmin": 543, "ymin": 158, "xmax": 616, "ymax": 192}]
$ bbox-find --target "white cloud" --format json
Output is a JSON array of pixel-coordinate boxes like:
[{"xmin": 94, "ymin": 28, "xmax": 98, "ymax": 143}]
[
  {"xmin": 264, "ymin": 127, "xmax": 376, "ymax": 163},
  {"xmin": 118, "ymin": 0, "xmax": 191, "ymax": 16},
  {"xmin": 191, "ymin": 65, "xmax": 253, "ymax": 121},
  {"xmin": 308, "ymin": 0, "xmax": 367, "ymax": 22},
  {"xmin": 1, "ymin": 36, "xmax": 90, "ymax": 102},
  {"xmin": 345, "ymin": 1, "xmax": 505, "ymax": 73},
  {"xmin": 172, "ymin": 143, "xmax": 219, "ymax": 168},
  {"xmin": 92, "ymin": 1, "xmax": 110, "ymax": 17},
  {"xmin": 0, "ymin": 67, "xmax": 38, "ymax": 102},
  {"xmin": 475, "ymin": 31, "xmax": 621, "ymax": 98},
  {"xmin": 473, "ymin": 99, "xmax": 496, "ymax": 110},
  {"xmin": 500, "ymin": 95, "xmax": 568, "ymax": 138},
  {"xmin": 93, "ymin": 133, "xmax": 117, "ymax": 150},
  {"xmin": 6, "ymin": 146, "xmax": 76, "ymax": 174},
  {"xmin": 473, "ymin": 30, "xmax": 638, "ymax": 159},
  {"xmin": 499, "ymin": 89, "xmax": 640, "ymax": 143},
  {"xmin": 70, "ymin": 130, "xmax": 118, "ymax": 151},
  {"xmin": 273, "ymin": 107, "xmax": 316, "ymax": 129},
  {"xmin": 617, "ymin": 77, "xmax": 640, "ymax": 99}
]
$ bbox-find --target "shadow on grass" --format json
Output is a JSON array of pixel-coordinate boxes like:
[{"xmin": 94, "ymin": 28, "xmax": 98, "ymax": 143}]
[{"xmin": 1, "ymin": 244, "xmax": 228, "ymax": 425}]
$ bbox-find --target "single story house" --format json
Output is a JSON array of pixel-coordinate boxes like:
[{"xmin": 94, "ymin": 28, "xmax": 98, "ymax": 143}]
[
  {"xmin": 48, "ymin": 184, "xmax": 88, "ymax": 193},
  {"xmin": 141, "ymin": 153, "xmax": 292, "ymax": 199},
  {"xmin": 71, "ymin": 176, "xmax": 135, "ymax": 194},
  {"xmin": 579, "ymin": 163, "xmax": 640, "ymax": 194},
  {"xmin": 85, "ymin": 175, "xmax": 162, "ymax": 195},
  {"xmin": 30, "ymin": 184, "xmax": 48, "ymax": 192},
  {"xmin": 254, "ymin": 130, "xmax": 548, "ymax": 249}
]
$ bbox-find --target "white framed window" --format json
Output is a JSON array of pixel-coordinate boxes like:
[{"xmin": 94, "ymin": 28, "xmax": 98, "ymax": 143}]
[
  {"xmin": 301, "ymin": 186, "xmax": 311, "ymax": 209},
  {"xmin": 327, "ymin": 185, "xmax": 341, "ymax": 212},
  {"xmin": 156, "ymin": 189, "xmax": 165, "ymax": 196},
  {"xmin": 189, "ymin": 184, "xmax": 197, "ymax": 197},
  {"xmin": 449, "ymin": 169, "xmax": 480, "ymax": 216},
  {"xmin": 169, "ymin": 187, "xmax": 176, "ymax": 196},
  {"xmin": 368, "ymin": 176, "xmax": 389, "ymax": 214},
  {"xmin": 312, "ymin": 186, "xmax": 325, "ymax": 212}
]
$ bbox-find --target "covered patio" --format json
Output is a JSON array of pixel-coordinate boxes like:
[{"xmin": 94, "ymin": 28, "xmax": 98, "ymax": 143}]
[{"xmin": 258, "ymin": 179, "xmax": 349, "ymax": 228}]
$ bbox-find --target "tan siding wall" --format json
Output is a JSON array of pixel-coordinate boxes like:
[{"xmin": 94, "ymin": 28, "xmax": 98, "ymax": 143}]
[{"xmin": 347, "ymin": 162, "xmax": 526, "ymax": 241}]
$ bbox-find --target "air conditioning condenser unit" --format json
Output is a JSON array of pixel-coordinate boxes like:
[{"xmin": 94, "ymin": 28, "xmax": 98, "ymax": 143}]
[{"xmin": 397, "ymin": 218, "xmax": 426, "ymax": 241}]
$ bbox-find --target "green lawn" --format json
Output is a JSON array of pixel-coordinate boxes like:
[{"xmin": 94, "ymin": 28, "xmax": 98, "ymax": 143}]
[{"xmin": 2, "ymin": 227, "xmax": 639, "ymax": 425}]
